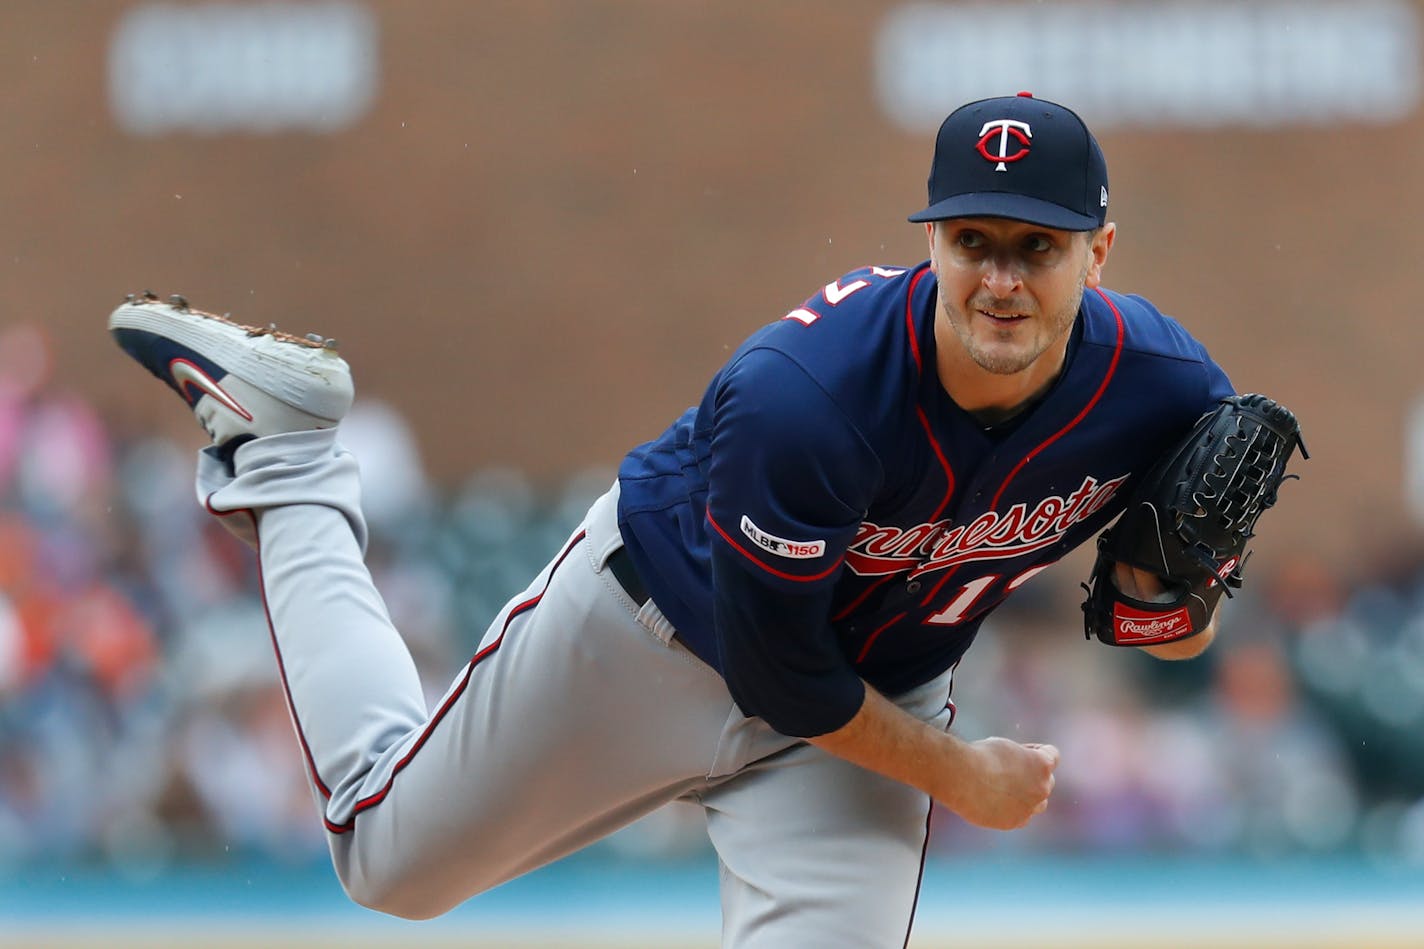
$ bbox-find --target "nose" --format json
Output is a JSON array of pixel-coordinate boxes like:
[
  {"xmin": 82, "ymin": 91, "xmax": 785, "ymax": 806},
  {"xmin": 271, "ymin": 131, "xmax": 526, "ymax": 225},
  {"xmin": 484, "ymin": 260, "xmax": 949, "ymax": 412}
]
[{"xmin": 982, "ymin": 257, "xmax": 1022, "ymax": 298}]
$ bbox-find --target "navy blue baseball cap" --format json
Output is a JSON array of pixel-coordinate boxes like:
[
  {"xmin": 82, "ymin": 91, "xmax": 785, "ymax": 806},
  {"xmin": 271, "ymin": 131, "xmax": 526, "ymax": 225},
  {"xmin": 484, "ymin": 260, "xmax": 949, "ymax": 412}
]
[{"xmin": 908, "ymin": 92, "xmax": 1108, "ymax": 231}]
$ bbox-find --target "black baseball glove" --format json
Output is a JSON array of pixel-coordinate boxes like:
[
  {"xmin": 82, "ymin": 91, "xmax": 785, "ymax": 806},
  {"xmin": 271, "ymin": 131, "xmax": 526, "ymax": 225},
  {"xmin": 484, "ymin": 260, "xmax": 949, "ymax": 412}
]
[{"xmin": 1082, "ymin": 394, "xmax": 1307, "ymax": 646}]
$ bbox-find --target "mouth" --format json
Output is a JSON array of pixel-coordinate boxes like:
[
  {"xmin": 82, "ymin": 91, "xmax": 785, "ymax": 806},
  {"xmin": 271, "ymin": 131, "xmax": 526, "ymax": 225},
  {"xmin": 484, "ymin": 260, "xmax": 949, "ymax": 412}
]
[{"xmin": 976, "ymin": 308, "xmax": 1029, "ymax": 325}]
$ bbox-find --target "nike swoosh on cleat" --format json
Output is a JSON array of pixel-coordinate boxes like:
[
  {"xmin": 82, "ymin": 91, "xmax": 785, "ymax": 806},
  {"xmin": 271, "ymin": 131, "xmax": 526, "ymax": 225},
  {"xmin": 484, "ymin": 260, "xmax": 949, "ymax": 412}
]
[{"xmin": 170, "ymin": 359, "xmax": 253, "ymax": 420}]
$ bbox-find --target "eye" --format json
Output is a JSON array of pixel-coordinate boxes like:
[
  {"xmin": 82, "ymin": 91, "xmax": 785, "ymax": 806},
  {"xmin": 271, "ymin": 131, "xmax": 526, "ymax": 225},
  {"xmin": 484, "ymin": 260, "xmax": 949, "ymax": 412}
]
[
  {"xmin": 955, "ymin": 230, "xmax": 985, "ymax": 249},
  {"xmin": 1023, "ymin": 234, "xmax": 1054, "ymax": 253}
]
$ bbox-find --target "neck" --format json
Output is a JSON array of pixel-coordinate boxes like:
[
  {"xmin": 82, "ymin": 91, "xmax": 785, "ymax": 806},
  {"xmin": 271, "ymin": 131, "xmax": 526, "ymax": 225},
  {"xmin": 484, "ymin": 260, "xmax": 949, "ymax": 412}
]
[{"xmin": 934, "ymin": 322, "xmax": 1072, "ymax": 426}]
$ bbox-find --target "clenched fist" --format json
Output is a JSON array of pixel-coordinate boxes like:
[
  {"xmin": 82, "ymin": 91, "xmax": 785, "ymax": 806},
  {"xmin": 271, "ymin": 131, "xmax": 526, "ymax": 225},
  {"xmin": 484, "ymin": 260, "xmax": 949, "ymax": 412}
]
[{"xmin": 938, "ymin": 737, "xmax": 1059, "ymax": 831}]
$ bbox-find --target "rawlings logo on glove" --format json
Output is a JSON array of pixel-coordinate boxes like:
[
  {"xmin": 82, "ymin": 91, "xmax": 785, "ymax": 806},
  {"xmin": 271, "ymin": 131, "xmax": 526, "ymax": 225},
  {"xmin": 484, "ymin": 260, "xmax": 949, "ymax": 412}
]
[
  {"xmin": 1081, "ymin": 394, "xmax": 1307, "ymax": 646},
  {"xmin": 1111, "ymin": 603, "xmax": 1193, "ymax": 644}
]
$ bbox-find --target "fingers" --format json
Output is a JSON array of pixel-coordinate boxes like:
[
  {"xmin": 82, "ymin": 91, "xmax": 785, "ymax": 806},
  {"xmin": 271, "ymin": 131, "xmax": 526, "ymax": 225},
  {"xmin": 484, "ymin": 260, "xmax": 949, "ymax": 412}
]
[
  {"xmin": 1025, "ymin": 773, "xmax": 1056, "ymax": 822},
  {"xmin": 1028, "ymin": 744, "xmax": 1059, "ymax": 821},
  {"xmin": 1024, "ymin": 742, "xmax": 1061, "ymax": 769},
  {"xmin": 957, "ymin": 737, "xmax": 1062, "ymax": 830}
]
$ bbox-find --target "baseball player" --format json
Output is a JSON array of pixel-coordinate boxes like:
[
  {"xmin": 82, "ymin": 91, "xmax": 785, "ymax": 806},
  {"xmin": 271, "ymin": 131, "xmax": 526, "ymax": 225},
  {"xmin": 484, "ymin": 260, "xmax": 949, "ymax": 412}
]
[{"xmin": 110, "ymin": 93, "xmax": 1234, "ymax": 947}]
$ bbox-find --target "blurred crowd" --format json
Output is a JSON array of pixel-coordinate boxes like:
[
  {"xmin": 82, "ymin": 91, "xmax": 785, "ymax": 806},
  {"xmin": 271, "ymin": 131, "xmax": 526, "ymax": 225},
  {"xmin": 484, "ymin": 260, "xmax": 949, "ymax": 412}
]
[{"xmin": 2, "ymin": 321, "xmax": 1422, "ymax": 879}]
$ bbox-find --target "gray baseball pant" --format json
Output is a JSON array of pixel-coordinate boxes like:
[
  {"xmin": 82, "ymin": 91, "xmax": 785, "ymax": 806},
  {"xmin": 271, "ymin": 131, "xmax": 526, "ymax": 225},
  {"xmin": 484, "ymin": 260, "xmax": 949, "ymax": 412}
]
[{"xmin": 198, "ymin": 428, "xmax": 956, "ymax": 948}]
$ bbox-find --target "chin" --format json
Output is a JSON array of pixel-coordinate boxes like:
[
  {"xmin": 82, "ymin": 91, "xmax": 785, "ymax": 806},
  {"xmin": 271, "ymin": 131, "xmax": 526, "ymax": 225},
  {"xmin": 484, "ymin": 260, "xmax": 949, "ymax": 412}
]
[{"xmin": 969, "ymin": 347, "xmax": 1039, "ymax": 376}]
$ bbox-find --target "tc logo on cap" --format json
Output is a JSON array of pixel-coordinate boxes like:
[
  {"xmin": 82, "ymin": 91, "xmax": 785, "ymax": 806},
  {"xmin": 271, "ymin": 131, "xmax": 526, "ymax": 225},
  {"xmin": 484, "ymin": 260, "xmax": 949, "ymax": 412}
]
[{"xmin": 975, "ymin": 119, "xmax": 1031, "ymax": 172}]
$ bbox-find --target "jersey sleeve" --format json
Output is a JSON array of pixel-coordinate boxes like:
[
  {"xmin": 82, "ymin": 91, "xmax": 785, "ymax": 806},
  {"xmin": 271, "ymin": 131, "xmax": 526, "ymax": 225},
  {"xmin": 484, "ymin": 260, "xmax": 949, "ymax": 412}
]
[
  {"xmin": 706, "ymin": 347, "xmax": 881, "ymax": 737},
  {"xmin": 1123, "ymin": 291, "xmax": 1234, "ymax": 405},
  {"xmin": 1200, "ymin": 344, "xmax": 1234, "ymax": 402}
]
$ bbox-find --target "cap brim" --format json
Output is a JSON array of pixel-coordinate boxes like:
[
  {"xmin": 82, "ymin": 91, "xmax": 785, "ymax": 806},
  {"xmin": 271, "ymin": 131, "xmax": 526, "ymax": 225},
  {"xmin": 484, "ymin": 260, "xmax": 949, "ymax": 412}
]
[{"xmin": 907, "ymin": 192, "xmax": 1100, "ymax": 231}]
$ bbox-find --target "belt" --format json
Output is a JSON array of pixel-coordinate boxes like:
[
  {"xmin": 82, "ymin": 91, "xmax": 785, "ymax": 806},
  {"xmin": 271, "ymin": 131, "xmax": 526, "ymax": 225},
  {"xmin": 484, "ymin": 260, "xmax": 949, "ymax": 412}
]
[{"xmin": 606, "ymin": 546, "xmax": 650, "ymax": 607}]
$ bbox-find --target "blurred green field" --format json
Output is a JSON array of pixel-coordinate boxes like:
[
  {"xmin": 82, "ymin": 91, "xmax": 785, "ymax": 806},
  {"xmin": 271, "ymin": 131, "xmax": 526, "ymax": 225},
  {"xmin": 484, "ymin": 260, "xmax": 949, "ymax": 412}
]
[
  {"xmin": 7, "ymin": 856, "xmax": 1423, "ymax": 949},
  {"xmin": 8, "ymin": 935, "xmax": 1424, "ymax": 949}
]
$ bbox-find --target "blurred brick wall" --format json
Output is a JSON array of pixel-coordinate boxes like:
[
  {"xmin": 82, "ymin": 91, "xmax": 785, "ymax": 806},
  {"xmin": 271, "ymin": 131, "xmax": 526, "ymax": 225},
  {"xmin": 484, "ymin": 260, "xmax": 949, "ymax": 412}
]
[{"xmin": 3, "ymin": 0, "xmax": 1415, "ymax": 574}]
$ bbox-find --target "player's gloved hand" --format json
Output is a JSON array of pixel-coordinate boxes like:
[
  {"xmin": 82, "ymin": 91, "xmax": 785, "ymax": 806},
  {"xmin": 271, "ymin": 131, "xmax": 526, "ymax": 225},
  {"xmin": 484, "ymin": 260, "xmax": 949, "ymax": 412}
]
[
  {"xmin": 1081, "ymin": 393, "xmax": 1306, "ymax": 647},
  {"xmin": 938, "ymin": 737, "xmax": 1059, "ymax": 831},
  {"xmin": 1109, "ymin": 563, "xmax": 1220, "ymax": 658},
  {"xmin": 1113, "ymin": 562, "xmax": 1170, "ymax": 600}
]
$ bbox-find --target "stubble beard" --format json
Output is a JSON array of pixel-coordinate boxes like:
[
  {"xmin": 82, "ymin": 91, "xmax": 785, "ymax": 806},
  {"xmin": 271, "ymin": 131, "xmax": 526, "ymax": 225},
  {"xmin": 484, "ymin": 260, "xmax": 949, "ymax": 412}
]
[{"xmin": 942, "ymin": 265, "xmax": 1090, "ymax": 376}]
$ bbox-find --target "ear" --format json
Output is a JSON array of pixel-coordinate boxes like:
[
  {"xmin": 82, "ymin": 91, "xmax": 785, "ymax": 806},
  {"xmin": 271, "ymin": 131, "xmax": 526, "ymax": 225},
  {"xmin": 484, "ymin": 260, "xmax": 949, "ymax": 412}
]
[
  {"xmin": 1083, "ymin": 223, "xmax": 1116, "ymax": 290},
  {"xmin": 924, "ymin": 222, "xmax": 938, "ymax": 271}
]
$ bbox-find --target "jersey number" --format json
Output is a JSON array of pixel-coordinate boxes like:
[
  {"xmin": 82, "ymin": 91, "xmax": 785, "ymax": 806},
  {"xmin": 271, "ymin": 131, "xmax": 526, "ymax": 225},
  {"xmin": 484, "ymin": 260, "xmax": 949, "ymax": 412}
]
[
  {"xmin": 924, "ymin": 565, "xmax": 1053, "ymax": 626},
  {"xmin": 783, "ymin": 267, "xmax": 906, "ymax": 326}
]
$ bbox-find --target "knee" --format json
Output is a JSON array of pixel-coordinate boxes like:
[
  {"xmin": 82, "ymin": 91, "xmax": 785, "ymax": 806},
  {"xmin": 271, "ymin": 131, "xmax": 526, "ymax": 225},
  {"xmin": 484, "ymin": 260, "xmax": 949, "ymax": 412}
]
[
  {"xmin": 326, "ymin": 819, "xmax": 519, "ymax": 920},
  {"xmin": 342, "ymin": 877, "xmax": 445, "ymax": 920},
  {"xmin": 334, "ymin": 855, "xmax": 476, "ymax": 921}
]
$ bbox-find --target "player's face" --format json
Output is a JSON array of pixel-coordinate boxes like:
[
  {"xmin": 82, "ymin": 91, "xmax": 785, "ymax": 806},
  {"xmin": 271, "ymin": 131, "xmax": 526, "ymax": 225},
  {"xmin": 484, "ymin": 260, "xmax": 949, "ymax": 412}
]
[{"xmin": 927, "ymin": 218, "xmax": 1114, "ymax": 377}]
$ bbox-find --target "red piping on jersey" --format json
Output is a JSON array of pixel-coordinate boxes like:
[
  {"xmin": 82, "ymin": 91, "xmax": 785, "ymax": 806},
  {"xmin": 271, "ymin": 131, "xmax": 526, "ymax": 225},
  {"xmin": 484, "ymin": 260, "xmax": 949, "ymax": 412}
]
[
  {"xmin": 915, "ymin": 405, "xmax": 955, "ymax": 520},
  {"xmin": 707, "ymin": 510, "xmax": 844, "ymax": 583},
  {"xmin": 989, "ymin": 288, "xmax": 1126, "ymax": 510},
  {"xmin": 913, "ymin": 398, "xmax": 963, "ymax": 605},
  {"xmin": 909, "ymin": 400, "xmax": 963, "ymax": 607},
  {"xmin": 904, "ymin": 266, "xmax": 933, "ymax": 374},
  {"xmin": 854, "ymin": 611, "xmax": 906, "ymax": 663},
  {"xmin": 833, "ymin": 575, "xmax": 893, "ymax": 621},
  {"xmin": 921, "ymin": 562, "xmax": 963, "ymax": 607}
]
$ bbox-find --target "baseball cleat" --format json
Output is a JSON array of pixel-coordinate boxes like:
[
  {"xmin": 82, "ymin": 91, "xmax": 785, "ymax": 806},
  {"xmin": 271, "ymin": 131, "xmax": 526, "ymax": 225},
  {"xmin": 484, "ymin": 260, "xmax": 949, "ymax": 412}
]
[{"xmin": 109, "ymin": 293, "xmax": 354, "ymax": 458}]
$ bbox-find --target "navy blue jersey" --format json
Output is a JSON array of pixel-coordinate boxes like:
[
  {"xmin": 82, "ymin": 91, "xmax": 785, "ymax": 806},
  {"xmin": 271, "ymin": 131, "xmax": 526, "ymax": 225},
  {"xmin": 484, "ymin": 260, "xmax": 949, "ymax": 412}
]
[{"xmin": 617, "ymin": 262, "xmax": 1232, "ymax": 737}]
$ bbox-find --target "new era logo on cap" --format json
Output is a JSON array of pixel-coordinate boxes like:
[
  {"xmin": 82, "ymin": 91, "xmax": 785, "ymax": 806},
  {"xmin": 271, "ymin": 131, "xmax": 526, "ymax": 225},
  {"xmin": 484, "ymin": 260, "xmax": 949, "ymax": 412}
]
[{"xmin": 909, "ymin": 91, "xmax": 1109, "ymax": 231}]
